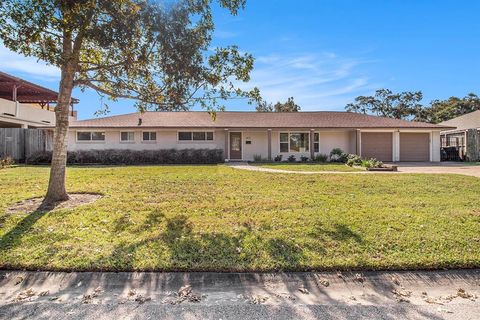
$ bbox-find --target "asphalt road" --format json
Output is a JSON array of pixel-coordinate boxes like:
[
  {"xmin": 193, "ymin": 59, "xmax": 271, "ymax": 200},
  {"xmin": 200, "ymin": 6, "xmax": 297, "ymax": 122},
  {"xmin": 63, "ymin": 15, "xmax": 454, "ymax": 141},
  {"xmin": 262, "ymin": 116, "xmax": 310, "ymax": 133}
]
[{"xmin": 1, "ymin": 270, "xmax": 479, "ymax": 319}]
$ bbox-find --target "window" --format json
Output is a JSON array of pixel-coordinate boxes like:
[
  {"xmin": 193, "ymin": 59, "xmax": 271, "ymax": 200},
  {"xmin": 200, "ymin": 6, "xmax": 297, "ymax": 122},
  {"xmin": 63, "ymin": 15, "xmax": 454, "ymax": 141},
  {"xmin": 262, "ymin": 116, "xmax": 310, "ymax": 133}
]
[
  {"xmin": 143, "ymin": 132, "xmax": 157, "ymax": 141},
  {"xmin": 280, "ymin": 133, "xmax": 289, "ymax": 152},
  {"xmin": 120, "ymin": 131, "xmax": 135, "ymax": 142},
  {"xmin": 77, "ymin": 131, "xmax": 105, "ymax": 141},
  {"xmin": 178, "ymin": 131, "xmax": 213, "ymax": 141},
  {"xmin": 279, "ymin": 132, "xmax": 309, "ymax": 152},
  {"xmin": 314, "ymin": 133, "xmax": 319, "ymax": 153}
]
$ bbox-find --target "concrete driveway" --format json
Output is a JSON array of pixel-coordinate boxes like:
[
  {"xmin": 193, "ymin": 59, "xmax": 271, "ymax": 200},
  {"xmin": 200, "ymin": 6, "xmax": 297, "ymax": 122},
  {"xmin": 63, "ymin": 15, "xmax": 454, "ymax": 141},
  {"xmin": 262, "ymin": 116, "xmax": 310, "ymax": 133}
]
[{"xmin": 395, "ymin": 162, "xmax": 480, "ymax": 178}]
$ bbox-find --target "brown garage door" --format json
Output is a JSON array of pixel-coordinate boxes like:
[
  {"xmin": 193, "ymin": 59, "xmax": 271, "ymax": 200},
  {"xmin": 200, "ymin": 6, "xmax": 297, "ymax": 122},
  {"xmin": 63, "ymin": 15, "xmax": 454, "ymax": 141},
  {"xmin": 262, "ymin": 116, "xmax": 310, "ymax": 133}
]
[
  {"xmin": 400, "ymin": 133, "xmax": 430, "ymax": 161},
  {"xmin": 361, "ymin": 132, "xmax": 393, "ymax": 161}
]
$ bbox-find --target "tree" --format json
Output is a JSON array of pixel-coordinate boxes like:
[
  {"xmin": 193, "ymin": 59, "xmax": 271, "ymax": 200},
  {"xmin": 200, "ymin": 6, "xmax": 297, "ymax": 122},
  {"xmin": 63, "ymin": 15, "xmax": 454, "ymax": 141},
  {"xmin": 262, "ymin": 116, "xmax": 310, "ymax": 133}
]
[
  {"xmin": 0, "ymin": 0, "xmax": 259, "ymax": 204},
  {"xmin": 256, "ymin": 97, "xmax": 300, "ymax": 112},
  {"xmin": 345, "ymin": 89, "xmax": 423, "ymax": 120},
  {"xmin": 420, "ymin": 93, "xmax": 480, "ymax": 123}
]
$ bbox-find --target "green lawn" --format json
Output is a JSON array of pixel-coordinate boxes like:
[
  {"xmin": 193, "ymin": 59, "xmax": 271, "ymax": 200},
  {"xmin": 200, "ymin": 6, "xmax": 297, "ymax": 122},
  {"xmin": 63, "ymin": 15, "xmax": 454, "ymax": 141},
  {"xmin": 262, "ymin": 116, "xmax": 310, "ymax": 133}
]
[
  {"xmin": 252, "ymin": 163, "xmax": 362, "ymax": 172},
  {"xmin": 1, "ymin": 165, "xmax": 479, "ymax": 272}
]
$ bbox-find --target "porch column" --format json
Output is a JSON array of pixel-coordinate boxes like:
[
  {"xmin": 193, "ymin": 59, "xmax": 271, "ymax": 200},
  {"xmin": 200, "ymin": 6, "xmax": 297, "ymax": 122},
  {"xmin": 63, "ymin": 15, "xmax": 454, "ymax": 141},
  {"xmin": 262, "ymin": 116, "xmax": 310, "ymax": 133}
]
[
  {"xmin": 356, "ymin": 130, "xmax": 361, "ymax": 156},
  {"xmin": 267, "ymin": 129, "xmax": 272, "ymax": 161},
  {"xmin": 224, "ymin": 129, "xmax": 229, "ymax": 161},
  {"xmin": 309, "ymin": 129, "xmax": 315, "ymax": 160}
]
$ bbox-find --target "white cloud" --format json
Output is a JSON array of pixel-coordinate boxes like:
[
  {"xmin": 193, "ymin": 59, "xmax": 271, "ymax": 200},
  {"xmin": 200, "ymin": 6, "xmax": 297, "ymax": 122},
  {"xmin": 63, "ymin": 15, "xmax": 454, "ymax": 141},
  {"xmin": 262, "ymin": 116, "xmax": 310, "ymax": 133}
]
[
  {"xmin": 242, "ymin": 52, "xmax": 379, "ymax": 111},
  {"xmin": 0, "ymin": 45, "xmax": 60, "ymax": 80}
]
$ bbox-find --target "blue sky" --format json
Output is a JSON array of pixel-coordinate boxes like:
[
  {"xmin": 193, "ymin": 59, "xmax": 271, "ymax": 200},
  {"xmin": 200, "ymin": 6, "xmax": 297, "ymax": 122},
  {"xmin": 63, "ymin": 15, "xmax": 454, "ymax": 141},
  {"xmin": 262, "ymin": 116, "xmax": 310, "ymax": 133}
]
[{"xmin": 1, "ymin": 0, "xmax": 479, "ymax": 119}]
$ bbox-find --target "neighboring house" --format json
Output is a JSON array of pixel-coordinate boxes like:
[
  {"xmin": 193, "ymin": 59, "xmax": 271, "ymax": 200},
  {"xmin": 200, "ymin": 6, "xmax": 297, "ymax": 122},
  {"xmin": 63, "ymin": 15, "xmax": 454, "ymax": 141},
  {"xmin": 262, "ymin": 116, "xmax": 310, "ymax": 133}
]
[
  {"xmin": 0, "ymin": 71, "xmax": 77, "ymax": 128},
  {"xmin": 439, "ymin": 110, "xmax": 480, "ymax": 161},
  {"xmin": 68, "ymin": 112, "xmax": 453, "ymax": 162}
]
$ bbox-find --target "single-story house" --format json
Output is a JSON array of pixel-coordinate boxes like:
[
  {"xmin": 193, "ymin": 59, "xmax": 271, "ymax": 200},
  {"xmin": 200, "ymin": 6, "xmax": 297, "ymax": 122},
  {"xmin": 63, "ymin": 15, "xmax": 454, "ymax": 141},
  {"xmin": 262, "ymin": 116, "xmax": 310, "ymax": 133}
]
[
  {"xmin": 439, "ymin": 110, "xmax": 480, "ymax": 161},
  {"xmin": 68, "ymin": 111, "xmax": 453, "ymax": 162}
]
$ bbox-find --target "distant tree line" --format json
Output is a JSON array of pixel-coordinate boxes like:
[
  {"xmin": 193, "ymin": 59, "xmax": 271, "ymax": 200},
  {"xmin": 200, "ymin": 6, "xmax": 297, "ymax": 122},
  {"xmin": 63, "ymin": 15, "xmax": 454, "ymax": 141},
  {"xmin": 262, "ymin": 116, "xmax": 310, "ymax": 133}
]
[
  {"xmin": 256, "ymin": 97, "xmax": 301, "ymax": 112},
  {"xmin": 345, "ymin": 89, "xmax": 480, "ymax": 123}
]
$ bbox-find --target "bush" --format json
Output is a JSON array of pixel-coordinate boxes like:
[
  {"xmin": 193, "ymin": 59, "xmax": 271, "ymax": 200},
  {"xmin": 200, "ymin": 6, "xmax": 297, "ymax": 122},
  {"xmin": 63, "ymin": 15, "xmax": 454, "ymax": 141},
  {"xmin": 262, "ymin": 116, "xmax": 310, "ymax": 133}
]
[
  {"xmin": 253, "ymin": 154, "xmax": 265, "ymax": 162},
  {"xmin": 329, "ymin": 148, "xmax": 348, "ymax": 163},
  {"xmin": 287, "ymin": 155, "xmax": 296, "ymax": 162},
  {"xmin": 300, "ymin": 155, "xmax": 309, "ymax": 162},
  {"xmin": 362, "ymin": 158, "xmax": 384, "ymax": 169},
  {"xmin": 346, "ymin": 154, "xmax": 362, "ymax": 167},
  {"xmin": 26, "ymin": 149, "xmax": 224, "ymax": 165},
  {"xmin": 0, "ymin": 156, "xmax": 14, "ymax": 169},
  {"xmin": 274, "ymin": 154, "xmax": 283, "ymax": 162},
  {"xmin": 313, "ymin": 154, "xmax": 328, "ymax": 163}
]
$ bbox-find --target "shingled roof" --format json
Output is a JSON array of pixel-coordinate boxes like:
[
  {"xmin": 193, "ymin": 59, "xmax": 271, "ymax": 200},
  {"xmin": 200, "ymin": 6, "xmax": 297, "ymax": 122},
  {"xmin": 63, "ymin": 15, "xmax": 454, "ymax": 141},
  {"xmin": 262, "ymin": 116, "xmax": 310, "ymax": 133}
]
[
  {"xmin": 70, "ymin": 111, "xmax": 454, "ymax": 129},
  {"xmin": 439, "ymin": 110, "xmax": 480, "ymax": 132}
]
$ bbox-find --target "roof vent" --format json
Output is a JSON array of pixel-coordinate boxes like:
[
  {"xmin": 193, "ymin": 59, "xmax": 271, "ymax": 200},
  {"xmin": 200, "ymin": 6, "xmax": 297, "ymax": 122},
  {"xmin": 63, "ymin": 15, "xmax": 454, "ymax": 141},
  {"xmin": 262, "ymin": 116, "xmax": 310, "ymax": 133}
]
[{"xmin": 138, "ymin": 118, "xmax": 142, "ymax": 126}]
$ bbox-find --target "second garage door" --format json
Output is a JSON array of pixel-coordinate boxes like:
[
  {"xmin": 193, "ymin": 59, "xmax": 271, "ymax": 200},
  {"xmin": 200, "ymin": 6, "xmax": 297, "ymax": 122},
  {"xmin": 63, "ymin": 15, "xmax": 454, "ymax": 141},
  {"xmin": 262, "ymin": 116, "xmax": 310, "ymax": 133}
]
[
  {"xmin": 361, "ymin": 132, "xmax": 393, "ymax": 161},
  {"xmin": 400, "ymin": 133, "xmax": 430, "ymax": 161}
]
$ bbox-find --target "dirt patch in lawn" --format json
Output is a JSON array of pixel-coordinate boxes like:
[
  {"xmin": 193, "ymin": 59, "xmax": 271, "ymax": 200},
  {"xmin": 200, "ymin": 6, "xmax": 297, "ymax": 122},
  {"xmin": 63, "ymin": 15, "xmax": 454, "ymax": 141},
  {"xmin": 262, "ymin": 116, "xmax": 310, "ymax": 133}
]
[{"xmin": 7, "ymin": 193, "xmax": 102, "ymax": 214}]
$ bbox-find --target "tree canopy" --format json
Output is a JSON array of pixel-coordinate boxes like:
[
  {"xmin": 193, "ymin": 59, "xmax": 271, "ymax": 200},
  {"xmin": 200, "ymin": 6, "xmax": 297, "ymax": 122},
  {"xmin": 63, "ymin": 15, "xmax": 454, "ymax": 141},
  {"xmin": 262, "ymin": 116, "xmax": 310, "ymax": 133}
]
[
  {"xmin": 345, "ymin": 89, "xmax": 480, "ymax": 123},
  {"xmin": 0, "ymin": 0, "xmax": 260, "ymax": 112},
  {"xmin": 256, "ymin": 97, "xmax": 300, "ymax": 112}
]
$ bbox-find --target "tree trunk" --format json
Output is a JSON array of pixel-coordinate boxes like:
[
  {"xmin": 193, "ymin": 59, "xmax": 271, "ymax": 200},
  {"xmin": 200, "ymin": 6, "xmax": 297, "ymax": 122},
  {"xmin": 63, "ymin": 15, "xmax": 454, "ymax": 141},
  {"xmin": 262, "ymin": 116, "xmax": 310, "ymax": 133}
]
[{"xmin": 44, "ymin": 63, "xmax": 76, "ymax": 204}]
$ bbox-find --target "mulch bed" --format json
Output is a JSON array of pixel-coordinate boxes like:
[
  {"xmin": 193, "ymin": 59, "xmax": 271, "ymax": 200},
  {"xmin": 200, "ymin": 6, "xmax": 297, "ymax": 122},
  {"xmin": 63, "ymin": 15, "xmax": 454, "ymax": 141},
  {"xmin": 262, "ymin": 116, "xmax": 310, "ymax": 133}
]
[{"xmin": 7, "ymin": 193, "xmax": 102, "ymax": 214}]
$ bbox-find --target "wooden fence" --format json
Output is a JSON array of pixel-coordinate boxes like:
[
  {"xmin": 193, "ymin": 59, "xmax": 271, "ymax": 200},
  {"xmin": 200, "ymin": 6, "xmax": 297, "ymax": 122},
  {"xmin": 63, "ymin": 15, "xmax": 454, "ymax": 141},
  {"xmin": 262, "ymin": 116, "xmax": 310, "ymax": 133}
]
[{"xmin": 0, "ymin": 128, "xmax": 53, "ymax": 162}]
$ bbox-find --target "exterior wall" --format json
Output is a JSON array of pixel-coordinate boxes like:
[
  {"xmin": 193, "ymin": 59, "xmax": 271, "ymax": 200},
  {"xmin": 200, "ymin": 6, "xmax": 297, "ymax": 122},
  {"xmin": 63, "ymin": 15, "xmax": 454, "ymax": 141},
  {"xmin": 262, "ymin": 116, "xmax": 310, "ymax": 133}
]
[
  {"xmin": 0, "ymin": 98, "xmax": 58, "ymax": 128},
  {"xmin": 67, "ymin": 127, "xmax": 440, "ymax": 162},
  {"xmin": 318, "ymin": 131, "xmax": 354, "ymax": 156},
  {"xmin": 68, "ymin": 129, "xmax": 225, "ymax": 152},
  {"xmin": 240, "ymin": 130, "xmax": 268, "ymax": 160},
  {"xmin": 431, "ymin": 130, "xmax": 441, "ymax": 162}
]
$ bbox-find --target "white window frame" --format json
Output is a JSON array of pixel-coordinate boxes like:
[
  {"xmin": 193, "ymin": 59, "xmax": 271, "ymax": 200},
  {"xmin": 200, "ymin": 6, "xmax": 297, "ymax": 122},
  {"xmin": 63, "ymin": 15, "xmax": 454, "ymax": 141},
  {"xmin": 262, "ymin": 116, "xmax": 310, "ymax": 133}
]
[
  {"xmin": 120, "ymin": 131, "xmax": 135, "ymax": 143},
  {"xmin": 313, "ymin": 132, "xmax": 320, "ymax": 153},
  {"xmin": 279, "ymin": 131, "xmax": 310, "ymax": 153},
  {"xmin": 142, "ymin": 131, "xmax": 157, "ymax": 143},
  {"xmin": 75, "ymin": 131, "xmax": 106, "ymax": 143},
  {"xmin": 177, "ymin": 130, "xmax": 214, "ymax": 142}
]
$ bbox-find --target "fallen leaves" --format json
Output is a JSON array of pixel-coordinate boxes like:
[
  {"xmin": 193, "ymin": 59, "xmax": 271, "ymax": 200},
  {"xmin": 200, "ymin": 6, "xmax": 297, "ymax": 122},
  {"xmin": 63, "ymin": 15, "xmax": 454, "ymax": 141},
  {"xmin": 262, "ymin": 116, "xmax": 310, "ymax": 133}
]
[
  {"xmin": 298, "ymin": 286, "xmax": 309, "ymax": 294},
  {"xmin": 14, "ymin": 288, "xmax": 36, "ymax": 302},
  {"xmin": 82, "ymin": 287, "xmax": 103, "ymax": 304}
]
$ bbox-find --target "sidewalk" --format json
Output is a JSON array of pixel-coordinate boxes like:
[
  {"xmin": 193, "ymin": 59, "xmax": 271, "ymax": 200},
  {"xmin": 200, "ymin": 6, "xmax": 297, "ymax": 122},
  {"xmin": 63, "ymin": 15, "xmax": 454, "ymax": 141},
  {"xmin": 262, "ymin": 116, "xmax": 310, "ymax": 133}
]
[{"xmin": 1, "ymin": 269, "xmax": 479, "ymax": 319}]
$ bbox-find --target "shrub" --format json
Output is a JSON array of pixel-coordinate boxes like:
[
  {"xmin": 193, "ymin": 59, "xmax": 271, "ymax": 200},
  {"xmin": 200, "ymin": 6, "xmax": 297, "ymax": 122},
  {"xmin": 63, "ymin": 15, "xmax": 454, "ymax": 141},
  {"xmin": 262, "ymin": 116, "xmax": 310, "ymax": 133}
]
[
  {"xmin": 362, "ymin": 158, "xmax": 384, "ymax": 169},
  {"xmin": 26, "ymin": 149, "xmax": 224, "ymax": 165},
  {"xmin": 0, "ymin": 156, "xmax": 14, "ymax": 169},
  {"xmin": 329, "ymin": 148, "xmax": 348, "ymax": 163},
  {"xmin": 287, "ymin": 155, "xmax": 296, "ymax": 162},
  {"xmin": 346, "ymin": 154, "xmax": 362, "ymax": 167},
  {"xmin": 300, "ymin": 155, "xmax": 309, "ymax": 162},
  {"xmin": 313, "ymin": 154, "xmax": 328, "ymax": 163},
  {"xmin": 253, "ymin": 154, "xmax": 263, "ymax": 162},
  {"xmin": 274, "ymin": 154, "xmax": 283, "ymax": 162}
]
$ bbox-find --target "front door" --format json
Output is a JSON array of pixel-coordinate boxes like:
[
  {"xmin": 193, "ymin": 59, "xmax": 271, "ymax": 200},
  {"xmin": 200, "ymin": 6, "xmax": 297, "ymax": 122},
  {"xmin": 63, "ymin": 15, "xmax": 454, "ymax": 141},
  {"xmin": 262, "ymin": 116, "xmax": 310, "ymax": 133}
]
[{"xmin": 229, "ymin": 132, "xmax": 242, "ymax": 160}]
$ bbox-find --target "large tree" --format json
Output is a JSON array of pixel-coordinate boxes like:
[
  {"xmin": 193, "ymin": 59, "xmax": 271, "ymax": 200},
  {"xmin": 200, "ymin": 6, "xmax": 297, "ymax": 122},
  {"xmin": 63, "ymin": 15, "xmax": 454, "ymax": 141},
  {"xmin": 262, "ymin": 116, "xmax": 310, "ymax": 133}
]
[
  {"xmin": 419, "ymin": 93, "xmax": 480, "ymax": 123},
  {"xmin": 345, "ymin": 89, "xmax": 423, "ymax": 120},
  {"xmin": 0, "ymin": 0, "xmax": 259, "ymax": 204},
  {"xmin": 256, "ymin": 97, "xmax": 300, "ymax": 112}
]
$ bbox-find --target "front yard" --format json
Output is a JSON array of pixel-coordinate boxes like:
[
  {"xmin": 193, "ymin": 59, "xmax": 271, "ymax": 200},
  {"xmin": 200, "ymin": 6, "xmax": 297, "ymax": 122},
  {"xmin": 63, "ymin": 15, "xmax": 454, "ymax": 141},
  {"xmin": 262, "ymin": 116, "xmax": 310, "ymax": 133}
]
[{"xmin": 1, "ymin": 165, "xmax": 479, "ymax": 271}]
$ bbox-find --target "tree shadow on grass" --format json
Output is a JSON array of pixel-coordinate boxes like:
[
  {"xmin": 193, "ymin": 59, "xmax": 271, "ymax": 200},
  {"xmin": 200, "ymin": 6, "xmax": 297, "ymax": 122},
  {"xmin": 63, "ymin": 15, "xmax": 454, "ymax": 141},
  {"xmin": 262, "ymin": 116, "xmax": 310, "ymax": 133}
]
[
  {"xmin": 0, "ymin": 200, "xmax": 54, "ymax": 251},
  {"xmin": 107, "ymin": 212, "xmax": 348, "ymax": 271}
]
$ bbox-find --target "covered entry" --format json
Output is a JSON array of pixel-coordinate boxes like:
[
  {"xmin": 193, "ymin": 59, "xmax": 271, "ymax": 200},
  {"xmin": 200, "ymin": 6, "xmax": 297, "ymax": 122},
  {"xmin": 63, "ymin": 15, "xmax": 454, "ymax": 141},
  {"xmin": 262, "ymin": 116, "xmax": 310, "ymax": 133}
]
[
  {"xmin": 229, "ymin": 132, "xmax": 242, "ymax": 160},
  {"xmin": 361, "ymin": 132, "xmax": 393, "ymax": 161},
  {"xmin": 400, "ymin": 132, "xmax": 430, "ymax": 161}
]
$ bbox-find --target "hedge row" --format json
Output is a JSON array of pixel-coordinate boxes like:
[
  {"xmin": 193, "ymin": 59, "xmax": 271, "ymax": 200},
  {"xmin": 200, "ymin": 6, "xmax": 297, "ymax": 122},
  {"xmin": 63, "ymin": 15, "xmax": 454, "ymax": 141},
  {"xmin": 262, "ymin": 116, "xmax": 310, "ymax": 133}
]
[{"xmin": 26, "ymin": 149, "xmax": 224, "ymax": 165}]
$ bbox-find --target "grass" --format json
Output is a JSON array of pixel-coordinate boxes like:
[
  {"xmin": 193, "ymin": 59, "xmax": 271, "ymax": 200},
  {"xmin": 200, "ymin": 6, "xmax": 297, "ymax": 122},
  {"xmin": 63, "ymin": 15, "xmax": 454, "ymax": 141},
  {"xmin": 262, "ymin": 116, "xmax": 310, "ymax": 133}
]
[
  {"xmin": 1, "ymin": 165, "xmax": 480, "ymax": 272},
  {"xmin": 252, "ymin": 162, "xmax": 361, "ymax": 172}
]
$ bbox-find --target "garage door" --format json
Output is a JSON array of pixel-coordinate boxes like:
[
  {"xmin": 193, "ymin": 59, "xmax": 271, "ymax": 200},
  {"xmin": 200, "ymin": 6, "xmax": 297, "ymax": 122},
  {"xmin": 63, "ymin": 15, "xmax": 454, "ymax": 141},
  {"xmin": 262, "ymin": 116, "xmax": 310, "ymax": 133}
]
[
  {"xmin": 400, "ymin": 133, "xmax": 430, "ymax": 161},
  {"xmin": 361, "ymin": 132, "xmax": 393, "ymax": 161}
]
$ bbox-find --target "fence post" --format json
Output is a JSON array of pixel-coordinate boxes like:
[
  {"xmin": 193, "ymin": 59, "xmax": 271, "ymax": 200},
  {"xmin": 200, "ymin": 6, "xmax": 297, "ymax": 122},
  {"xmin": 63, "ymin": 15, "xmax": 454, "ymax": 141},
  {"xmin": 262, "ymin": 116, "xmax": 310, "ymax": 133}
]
[{"xmin": 466, "ymin": 129, "xmax": 480, "ymax": 162}]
